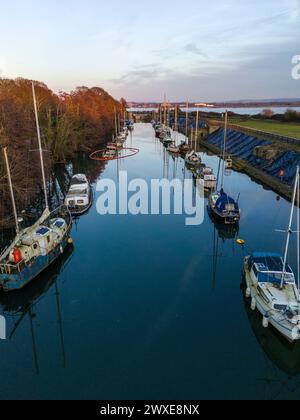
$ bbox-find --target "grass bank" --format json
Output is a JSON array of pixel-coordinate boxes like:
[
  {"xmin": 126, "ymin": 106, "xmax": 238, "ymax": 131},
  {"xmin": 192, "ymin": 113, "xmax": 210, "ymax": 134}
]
[{"xmin": 228, "ymin": 117, "xmax": 300, "ymax": 139}]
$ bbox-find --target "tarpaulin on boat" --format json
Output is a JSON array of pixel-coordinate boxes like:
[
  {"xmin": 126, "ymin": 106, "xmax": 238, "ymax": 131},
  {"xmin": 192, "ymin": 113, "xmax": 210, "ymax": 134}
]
[{"xmin": 216, "ymin": 193, "xmax": 239, "ymax": 212}]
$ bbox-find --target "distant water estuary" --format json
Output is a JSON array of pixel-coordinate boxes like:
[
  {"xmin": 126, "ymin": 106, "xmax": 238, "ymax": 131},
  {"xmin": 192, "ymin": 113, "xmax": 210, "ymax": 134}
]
[
  {"xmin": 1, "ymin": 124, "xmax": 300, "ymax": 400},
  {"xmin": 129, "ymin": 106, "xmax": 300, "ymax": 115}
]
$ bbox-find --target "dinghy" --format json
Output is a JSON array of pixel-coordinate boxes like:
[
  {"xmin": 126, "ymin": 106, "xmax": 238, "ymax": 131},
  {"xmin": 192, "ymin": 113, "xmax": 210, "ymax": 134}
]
[
  {"xmin": 0, "ymin": 83, "xmax": 72, "ymax": 293},
  {"xmin": 65, "ymin": 174, "xmax": 92, "ymax": 216},
  {"xmin": 244, "ymin": 167, "xmax": 300, "ymax": 343}
]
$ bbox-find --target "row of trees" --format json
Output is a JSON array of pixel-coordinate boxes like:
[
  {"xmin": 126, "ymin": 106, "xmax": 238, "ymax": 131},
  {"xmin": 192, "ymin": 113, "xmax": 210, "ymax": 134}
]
[
  {"xmin": 261, "ymin": 108, "xmax": 300, "ymax": 122},
  {"xmin": 0, "ymin": 77, "xmax": 125, "ymax": 225}
]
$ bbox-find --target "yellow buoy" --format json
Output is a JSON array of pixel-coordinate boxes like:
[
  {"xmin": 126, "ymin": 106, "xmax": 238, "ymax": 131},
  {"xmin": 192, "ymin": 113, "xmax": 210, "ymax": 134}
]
[
  {"xmin": 236, "ymin": 239, "xmax": 245, "ymax": 246},
  {"xmin": 68, "ymin": 238, "xmax": 74, "ymax": 246}
]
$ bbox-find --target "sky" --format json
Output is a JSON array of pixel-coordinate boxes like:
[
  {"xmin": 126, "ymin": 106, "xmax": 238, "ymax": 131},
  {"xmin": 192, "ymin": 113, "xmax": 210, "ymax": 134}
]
[{"xmin": 0, "ymin": 0, "xmax": 299, "ymax": 102}]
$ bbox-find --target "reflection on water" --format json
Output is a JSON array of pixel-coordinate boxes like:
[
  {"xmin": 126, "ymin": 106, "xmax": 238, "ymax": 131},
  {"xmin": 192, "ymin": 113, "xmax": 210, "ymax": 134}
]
[
  {"xmin": 243, "ymin": 294, "xmax": 300, "ymax": 378},
  {"xmin": 1, "ymin": 124, "xmax": 300, "ymax": 400},
  {"xmin": 0, "ymin": 246, "xmax": 74, "ymax": 375}
]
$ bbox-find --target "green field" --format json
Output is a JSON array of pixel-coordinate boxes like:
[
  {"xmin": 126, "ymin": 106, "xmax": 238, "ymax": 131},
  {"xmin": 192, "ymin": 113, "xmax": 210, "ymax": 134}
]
[{"xmin": 229, "ymin": 118, "xmax": 300, "ymax": 139}]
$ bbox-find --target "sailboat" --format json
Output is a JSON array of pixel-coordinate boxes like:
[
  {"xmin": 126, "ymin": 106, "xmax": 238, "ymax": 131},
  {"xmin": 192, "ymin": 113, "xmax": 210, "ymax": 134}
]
[
  {"xmin": 244, "ymin": 167, "xmax": 300, "ymax": 343},
  {"xmin": 0, "ymin": 83, "xmax": 72, "ymax": 293},
  {"xmin": 208, "ymin": 111, "xmax": 240, "ymax": 225},
  {"xmin": 179, "ymin": 101, "xmax": 191, "ymax": 155}
]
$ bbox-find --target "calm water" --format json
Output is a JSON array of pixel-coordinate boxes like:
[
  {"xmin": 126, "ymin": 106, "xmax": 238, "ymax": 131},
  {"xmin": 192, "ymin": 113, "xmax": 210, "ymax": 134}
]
[
  {"xmin": 1, "ymin": 123, "xmax": 300, "ymax": 400},
  {"xmin": 129, "ymin": 107, "xmax": 300, "ymax": 115}
]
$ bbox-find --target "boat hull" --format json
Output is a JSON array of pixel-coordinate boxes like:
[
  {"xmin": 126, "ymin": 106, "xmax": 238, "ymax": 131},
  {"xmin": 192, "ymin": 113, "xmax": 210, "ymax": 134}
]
[
  {"xmin": 0, "ymin": 236, "xmax": 71, "ymax": 293},
  {"xmin": 207, "ymin": 204, "xmax": 240, "ymax": 225},
  {"xmin": 68, "ymin": 188, "xmax": 93, "ymax": 217}
]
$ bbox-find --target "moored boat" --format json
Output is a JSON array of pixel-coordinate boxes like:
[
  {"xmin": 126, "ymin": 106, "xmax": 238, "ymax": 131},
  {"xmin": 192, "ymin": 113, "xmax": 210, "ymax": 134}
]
[
  {"xmin": 185, "ymin": 150, "xmax": 201, "ymax": 167},
  {"xmin": 208, "ymin": 111, "xmax": 240, "ymax": 225},
  {"xmin": 167, "ymin": 142, "xmax": 180, "ymax": 154},
  {"xmin": 208, "ymin": 190, "xmax": 240, "ymax": 225},
  {"xmin": 179, "ymin": 142, "xmax": 190, "ymax": 155},
  {"xmin": 243, "ymin": 167, "xmax": 300, "ymax": 343},
  {"xmin": 65, "ymin": 174, "xmax": 92, "ymax": 216},
  {"xmin": 194, "ymin": 166, "xmax": 217, "ymax": 191}
]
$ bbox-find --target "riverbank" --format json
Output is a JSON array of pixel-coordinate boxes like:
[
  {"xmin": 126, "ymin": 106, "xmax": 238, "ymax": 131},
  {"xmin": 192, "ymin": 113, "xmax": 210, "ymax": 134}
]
[{"xmin": 200, "ymin": 140, "xmax": 293, "ymax": 201}]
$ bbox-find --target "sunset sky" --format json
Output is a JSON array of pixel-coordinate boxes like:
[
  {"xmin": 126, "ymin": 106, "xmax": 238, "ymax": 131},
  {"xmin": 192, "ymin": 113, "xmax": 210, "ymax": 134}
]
[{"xmin": 0, "ymin": 0, "xmax": 299, "ymax": 101}]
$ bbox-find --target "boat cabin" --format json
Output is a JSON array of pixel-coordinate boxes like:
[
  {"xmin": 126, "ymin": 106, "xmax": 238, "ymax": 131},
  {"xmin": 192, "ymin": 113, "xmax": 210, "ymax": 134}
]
[
  {"xmin": 65, "ymin": 174, "xmax": 90, "ymax": 212},
  {"xmin": 248, "ymin": 253, "xmax": 295, "ymax": 285}
]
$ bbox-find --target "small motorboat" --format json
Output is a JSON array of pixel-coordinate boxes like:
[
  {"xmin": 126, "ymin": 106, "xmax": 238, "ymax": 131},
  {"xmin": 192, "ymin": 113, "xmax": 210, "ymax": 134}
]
[
  {"xmin": 185, "ymin": 151, "xmax": 202, "ymax": 167},
  {"xmin": 208, "ymin": 189, "xmax": 240, "ymax": 225},
  {"xmin": 195, "ymin": 167, "xmax": 217, "ymax": 190},
  {"xmin": 65, "ymin": 174, "xmax": 92, "ymax": 216},
  {"xmin": 167, "ymin": 142, "xmax": 180, "ymax": 154}
]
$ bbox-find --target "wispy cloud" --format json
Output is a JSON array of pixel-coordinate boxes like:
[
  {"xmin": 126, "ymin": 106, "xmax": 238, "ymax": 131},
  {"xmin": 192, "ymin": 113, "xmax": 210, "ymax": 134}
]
[{"xmin": 184, "ymin": 43, "xmax": 206, "ymax": 56}]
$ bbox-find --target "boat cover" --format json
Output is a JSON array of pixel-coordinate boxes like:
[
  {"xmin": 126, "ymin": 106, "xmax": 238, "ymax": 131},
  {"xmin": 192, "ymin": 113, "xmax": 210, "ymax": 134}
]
[{"xmin": 216, "ymin": 193, "xmax": 239, "ymax": 212}]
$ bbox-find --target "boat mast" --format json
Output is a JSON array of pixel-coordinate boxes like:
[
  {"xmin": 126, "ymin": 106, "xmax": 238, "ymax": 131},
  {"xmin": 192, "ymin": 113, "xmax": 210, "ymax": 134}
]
[
  {"xmin": 195, "ymin": 105, "xmax": 200, "ymax": 151},
  {"xmin": 298, "ymin": 175, "xmax": 300, "ymax": 301},
  {"xmin": 114, "ymin": 108, "xmax": 118, "ymax": 138},
  {"xmin": 185, "ymin": 101, "xmax": 189, "ymax": 144},
  {"xmin": 118, "ymin": 113, "xmax": 121, "ymax": 134},
  {"xmin": 220, "ymin": 111, "xmax": 228, "ymax": 190},
  {"xmin": 164, "ymin": 94, "xmax": 167, "ymax": 126},
  {"xmin": 32, "ymin": 82, "xmax": 49, "ymax": 210},
  {"xmin": 174, "ymin": 106, "xmax": 178, "ymax": 144},
  {"xmin": 281, "ymin": 166, "xmax": 299, "ymax": 289},
  {"xmin": 3, "ymin": 147, "xmax": 20, "ymax": 234}
]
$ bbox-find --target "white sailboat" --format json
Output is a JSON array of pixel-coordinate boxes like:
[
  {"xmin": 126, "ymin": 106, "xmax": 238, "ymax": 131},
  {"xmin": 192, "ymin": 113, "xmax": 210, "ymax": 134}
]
[{"xmin": 244, "ymin": 167, "xmax": 300, "ymax": 342}]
